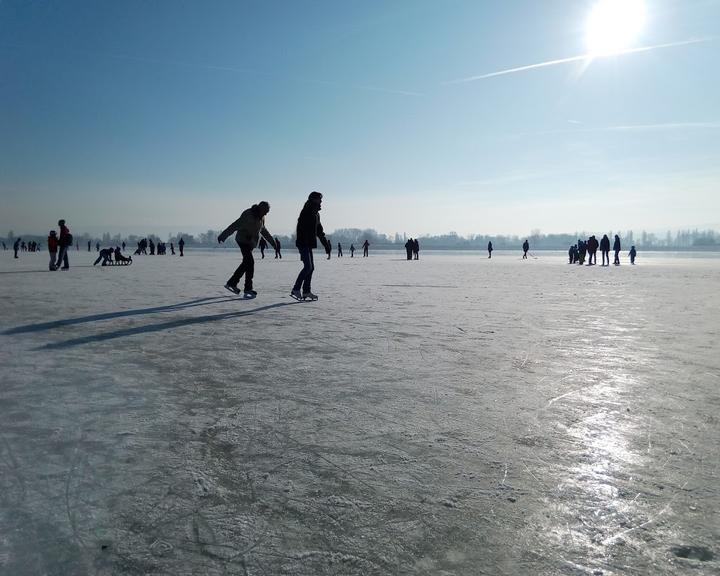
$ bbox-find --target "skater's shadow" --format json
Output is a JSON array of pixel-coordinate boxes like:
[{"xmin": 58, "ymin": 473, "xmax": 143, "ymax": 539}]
[
  {"xmin": 3, "ymin": 296, "xmax": 236, "ymax": 335},
  {"xmin": 36, "ymin": 301, "xmax": 301, "ymax": 349}
]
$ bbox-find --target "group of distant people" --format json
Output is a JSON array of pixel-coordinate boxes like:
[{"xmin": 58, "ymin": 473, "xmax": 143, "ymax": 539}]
[
  {"xmin": 404, "ymin": 238, "xmax": 420, "ymax": 260},
  {"xmin": 133, "ymin": 237, "xmax": 184, "ymax": 257},
  {"xmin": 258, "ymin": 236, "xmax": 282, "ymax": 259},
  {"xmin": 568, "ymin": 234, "xmax": 637, "ymax": 265}
]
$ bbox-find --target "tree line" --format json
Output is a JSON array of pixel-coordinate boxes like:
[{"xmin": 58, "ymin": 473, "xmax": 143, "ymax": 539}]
[{"xmin": 3, "ymin": 228, "xmax": 718, "ymax": 251}]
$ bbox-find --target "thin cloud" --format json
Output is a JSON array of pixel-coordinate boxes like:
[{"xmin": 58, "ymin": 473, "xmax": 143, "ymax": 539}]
[
  {"xmin": 515, "ymin": 122, "xmax": 720, "ymax": 138},
  {"xmin": 444, "ymin": 38, "xmax": 709, "ymax": 84}
]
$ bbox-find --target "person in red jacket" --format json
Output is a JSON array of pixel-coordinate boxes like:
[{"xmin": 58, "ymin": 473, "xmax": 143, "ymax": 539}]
[
  {"xmin": 56, "ymin": 219, "xmax": 72, "ymax": 270},
  {"xmin": 47, "ymin": 230, "xmax": 59, "ymax": 270}
]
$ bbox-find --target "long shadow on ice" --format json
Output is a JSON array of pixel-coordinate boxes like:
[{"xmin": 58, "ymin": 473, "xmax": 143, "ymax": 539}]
[
  {"xmin": 36, "ymin": 302, "xmax": 300, "ymax": 349},
  {"xmin": 3, "ymin": 296, "xmax": 237, "ymax": 335}
]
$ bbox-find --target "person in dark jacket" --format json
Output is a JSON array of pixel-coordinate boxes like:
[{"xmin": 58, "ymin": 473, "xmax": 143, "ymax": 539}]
[
  {"xmin": 48, "ymin": 231, "xmax": 59, "ymax": 270},
  {"xmin": 350, "ymin": 243, "xmax": 355, "ymax": 257},
  {"xmin": 488, "ymin": 241, "xmax": 493, "ymax": 258},
  {"xmin": 522, "ymin": 239, "xmax": 529, "ymax": 259},
  {"xmin": 629, "ymin": 245, "xmax": 637, "ymax": 264},
  {"xmin": 57, "ymin": 220, "xmax": 72, "ymax": 270},
  {"xmin": 413, "ymin": 238, "xmax": 419, "ymax": 260},
  {"xmin": 94, "ymin": 247, "xmax": 114, "ymax": 266},
  {"xmin": 600, "ymin": 234, "xmax": 611, "ymax": 266},
  {"xmin": 405, "ymin": 239, "xmax": 413, "ymax": 260},
  {"xmin": 362, "ymin": 239, "xmax": 370, "ymax": 257},
  {"xmin": 178, "ymin": 237, "xmax": 185, "ymax": 256},
  {"xmin": 274, "ymin": 237, "xmax": 282, "ymax": 259},
  {"xmin": 613, "ymin": 234, "xmax": 621, "ymax": 265},
  {"xmin": 218, "ymin": 201, "xmax": 276, "ymax": 298},
  {"xmin": 13, "ymin": 237, "xmax": 21, "ymax": 258},
  {"xmin": 259, "ymin": 237, "xmax": 268, "ymax": 259},
  {"xmin": 290, "ymin": 191, "xmax": 331, "ymax": 301}
]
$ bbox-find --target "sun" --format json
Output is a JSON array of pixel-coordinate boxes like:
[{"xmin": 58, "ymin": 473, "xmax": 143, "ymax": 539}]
[{"xmin": 586, "ymin": 0, "xmax": 646, "ymax": 57}]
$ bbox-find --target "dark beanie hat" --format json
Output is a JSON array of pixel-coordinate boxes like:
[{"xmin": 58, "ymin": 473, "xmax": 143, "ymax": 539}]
[{"xmin": 308, "ymin": 191, "xmax": 322, "ymax": 201}]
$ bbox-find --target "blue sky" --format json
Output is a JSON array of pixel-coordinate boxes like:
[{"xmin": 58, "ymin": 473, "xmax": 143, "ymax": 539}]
[{"xmin": 1, "ymin": 0, "xmax": 719, "ymax": 237}]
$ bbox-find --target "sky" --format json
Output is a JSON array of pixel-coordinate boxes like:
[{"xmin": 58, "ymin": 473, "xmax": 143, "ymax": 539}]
[{"xmin": 1, "ymin": 0, "xmax": 719, "ymax": 238}]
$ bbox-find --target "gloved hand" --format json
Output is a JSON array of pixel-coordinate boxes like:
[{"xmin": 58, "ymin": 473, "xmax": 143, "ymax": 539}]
[{"xmin": 218, "ymin": 236, "xmax": 225, "ymax": 244}]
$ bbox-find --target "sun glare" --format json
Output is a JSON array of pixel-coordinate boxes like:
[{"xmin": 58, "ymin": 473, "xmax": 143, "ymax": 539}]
[{"xmin": 586, "ymin": 0, "xmax": 646, "ymax": 57}]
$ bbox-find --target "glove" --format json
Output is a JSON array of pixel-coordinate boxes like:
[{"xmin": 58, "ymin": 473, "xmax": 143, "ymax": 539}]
[{"xmin": 218, "ymin": 236, "xmax": 225, "ymax": 244}]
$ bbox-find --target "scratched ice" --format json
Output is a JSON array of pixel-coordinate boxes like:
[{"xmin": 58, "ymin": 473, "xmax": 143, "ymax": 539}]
[{"xmin": 1, "ymin": 249, "xmax": 718, "ymax": 575}]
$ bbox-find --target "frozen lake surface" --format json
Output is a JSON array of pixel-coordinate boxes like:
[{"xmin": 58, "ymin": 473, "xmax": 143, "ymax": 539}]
[{"xmin": 1, "ymin": 249, "xmax": 718, "ymax": 575}]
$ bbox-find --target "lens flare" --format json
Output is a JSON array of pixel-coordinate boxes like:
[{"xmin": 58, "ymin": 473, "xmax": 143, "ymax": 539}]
[{"xmin": 586, "ymin": 0, "xmax": 646, "ymax": 57}]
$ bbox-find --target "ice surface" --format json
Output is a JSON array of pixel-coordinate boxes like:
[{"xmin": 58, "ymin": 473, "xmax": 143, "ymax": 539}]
[{"xmin": 1, "ymin": 249, "xmax": 718, "ymax": 575}]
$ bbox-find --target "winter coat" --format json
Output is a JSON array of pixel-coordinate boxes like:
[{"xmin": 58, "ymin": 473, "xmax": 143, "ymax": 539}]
[
  {"xmin": 295, "ymin": 201, "xmax": 329, "ymax": 251},
  {"xmin": 47, "ymin": 235, "xmax": 59, "ymax": 252},
  {"xmin": 59, "ymin": 224, "xmax": 71, "ymax": 246},
  {"xmin": 613, "ymin": 237, "xmax": 621, "ymax": 251},
  {"xmin": 600, "ymin": 235, "xmax": 610, "ymax": 251},
  {"xmin": 219, "ymin": 205, "xmax": 273, "ymax": 248}
]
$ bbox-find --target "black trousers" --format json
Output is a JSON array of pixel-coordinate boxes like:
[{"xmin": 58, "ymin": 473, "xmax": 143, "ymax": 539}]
[{"xmin": 228, "ymin": 242, "xmax": 255, "ymax": 291}]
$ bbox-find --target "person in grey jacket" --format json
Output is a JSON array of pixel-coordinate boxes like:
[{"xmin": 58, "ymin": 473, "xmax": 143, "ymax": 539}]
[{"xmin": 218, "ymin": 201, "xmax": 276, "ymax": 298}]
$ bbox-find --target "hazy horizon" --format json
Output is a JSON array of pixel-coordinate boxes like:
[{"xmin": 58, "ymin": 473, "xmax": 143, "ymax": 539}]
[{"xmin": 2, "ymin": 1, "xmax": 719, "ymax": 237}]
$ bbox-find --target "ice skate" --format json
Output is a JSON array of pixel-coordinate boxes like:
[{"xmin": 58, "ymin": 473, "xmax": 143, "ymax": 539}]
[
  {"xmin": 224, "ymin": 283, "xmax": 240, "ymax": 295},
  {"xmin": 290, "ymin": 289, "xmax": 303, "ymax": 301},
  {"xmin": 303, "ymin": 291, "xmax": 318, "ymax": 301},
  {"xmin": 243, "ymin": 290, "xmax": 257, "ymax": 299}
]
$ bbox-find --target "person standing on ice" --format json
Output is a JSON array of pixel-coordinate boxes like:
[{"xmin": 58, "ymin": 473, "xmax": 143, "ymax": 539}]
[
  {"xmin": 57, "ymin": 219, "xmax": 72, "ymax": 270},
  {"xmin": 291, "ymin": 191, "xmax": 331, "ymax": 301},
  {"xmin": 274, "ymin": 237, "xmax": 282, "ymax": 259},
  {"xmin": 47, "ymin": 230, "xmax": 58, "ymax": 270},
  {"xmin": 405, "ymin": 238, "xmax": 413, "ymax": 260},
  {"xmin": 13, "ymin": 238, "xmax": 21, "ymax": 258},
  {"xmin": 600, "ymin": 234, "xmax": 611, "ymax": 266},
  {"xmin": 337, "ymin": 242, "xmax": 343, "ymax": 257},
  {"xmin": 613, "ymin": 234, "xmax": 621, "ymax": 265},
  {"xmin": 362, "ymin": 239, "xmax": 370, "ymax": 257},
  {"xmin": 629, "ymin": 245, "xmax": 637, "ymax": 264},
  {"xmin": 522, "ymin": 239, "xmax": 529, "ymax": 259},
  {"xmin": 259, "ymin": 237, "xmax": 268, "ymax": 259},
  {"xmin": 350, "ymin": 243, "xmax": 355, "ymax": 257},
  {"xmin": 178, "ymin": 237, "xmax": 185, "ymax": 256},
  {"xmin": 218, "ymin": 201, "xmax": 276, "ymax": 298},
  {"xmin": 488, "ymin": 241, "xmax": 493, "ymax": 258}
]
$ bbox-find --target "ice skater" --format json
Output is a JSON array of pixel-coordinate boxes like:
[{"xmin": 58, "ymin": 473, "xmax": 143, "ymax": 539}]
[
  {"xmin": 413, "ymin": 238, "xmax": 420, "ymax": 260},
  {"xmin": 48, "ymin": 230, "xmax": 58, "ymax": 270},
  {"xmin": 178, "ymin": 237, "xmax": 184, "ymax": 256},
  {"xmin": 629, "ymin": 245, "xmax": 637, "ymax": 264},
  {"xmin": 337, "ymin": 242, "xmax": 343, "ymax": 257},
  {"xmin": 259, "ymin": 237, "xmax": 268, "ymax": 259},
  {"xmin": 350, "ymin": 243, "xmax": 355, "ymax": 257},
  {"xmin": 217, "ymin": 201, "xmax": 277, "ymax": 298},
  {"xmin": 522, "ymin": 239, "xmax": 529, "ymax": 259},
  {"xmin": 274, "ymin": 237, "xmax": 282, "ymax": 259},
  {"xmin": 362, "ymin": 239, "xmax": 369, "ymax": 257},
  {"xmin": 290, "ymin": 191, "xmax": 331, "ymax": 301},
  {"xmin": 488, "ymin": 241, "xmax": 493, "ymax": 258},
  {"xmin": 57, "ymin": 220, "xmax": 72, "ymax": 270},
  {"xmin": 13, "ymin": 237, "xmax": 20, "ymax": 258},
  {"xmin": 613, "ymin": 234, "xmax": 621, "ymax": 265}
]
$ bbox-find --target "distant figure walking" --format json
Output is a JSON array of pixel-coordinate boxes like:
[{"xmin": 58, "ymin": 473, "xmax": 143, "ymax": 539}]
[
  {"xmin": 629, "ymin": 245, "xmax": 637, "ymax": 265},
  {"xmin": 405, "ymin": 238, "xmax": 413, "ymax": 260},
  {"xmin": 48, "ymin": 231, "xmax": 58, "ymax": 270},
  {"xmin": 350, "ymin": 243, "xmax": 355, "ymax": 257},
  {"xmin": 218, "ymin": 201, "xmax": 276, "ymax": 298},
  {"xmin": 57, "ymin": 220, "xmax": 72, "ymax": 270},
  {"xmin": 522, "ymin": 239, "xmax": 529, "ymax": 259},
  {"xmin": 94, "ymin": 247, "xmax": 114, "ymax": 266},
  {"xmin": 87, "ymin": 240, "xmax": 91, "ymax": 252},
  {"xmin": 568, "ymin": 244, "xmax": 575, "ymax": 264},
  {"xmin": 488, "ymin": 241, "xmax": 493, "ymax": 259},
  {"xmin": 178, "ymin": 237, "xmax": 185, "ymax": 256},
  {"xmin": 274, "ymin": 237, "xmax": 282, "ymax": 259},
  {"xmin": 290, "ymin": 191, "xmax": 331, "ymax": 301},
  {"xmin": 259, "ymin": 237, "xmax": 268, "ymax": 259},
  {"xmin": 613, "ymin": 235, "xmax": 621, "ymax": 265},
  {"xmin": 362, "ymin": 239, "xmax": 369, "ymax": 257},
  {"xmin": 413, "ymin": 238, "xmax": 419, "ymax": 260},
  {"xmin": 170, "ymin": 242, "xmax": 175, "ymax": 255},
  {"xmin": 95, "ymin": 241, "xmax": 100, "ymax": 252},
  {"xmin": 13, "ymin": 237, "xmax": 20, "ymax": 258},
  {"xmin": 337, "ymin": 242, "xmax": 343, "ymax": 257},
  {"xmin": 600, "ymin": 234, "xmax": 611, "ymax": 266}
]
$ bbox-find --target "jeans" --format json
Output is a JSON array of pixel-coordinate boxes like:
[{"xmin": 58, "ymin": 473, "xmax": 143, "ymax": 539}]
[
  {"xmin": 293, "ymin": 247, "xmax": 314, "ymax": 293},
  {"xmin": 56, "ymin": 245, "xmax": 69, "ymax": 268},
  {"xmin": 228, "ymin": 242, "xmax": 254, "ymax": 291}
]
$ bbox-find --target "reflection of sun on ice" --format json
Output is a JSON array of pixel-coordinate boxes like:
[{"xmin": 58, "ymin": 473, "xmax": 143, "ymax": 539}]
[{"xmin": 586, "ymin": 0, "xmax": 646, "ymax": 57}]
